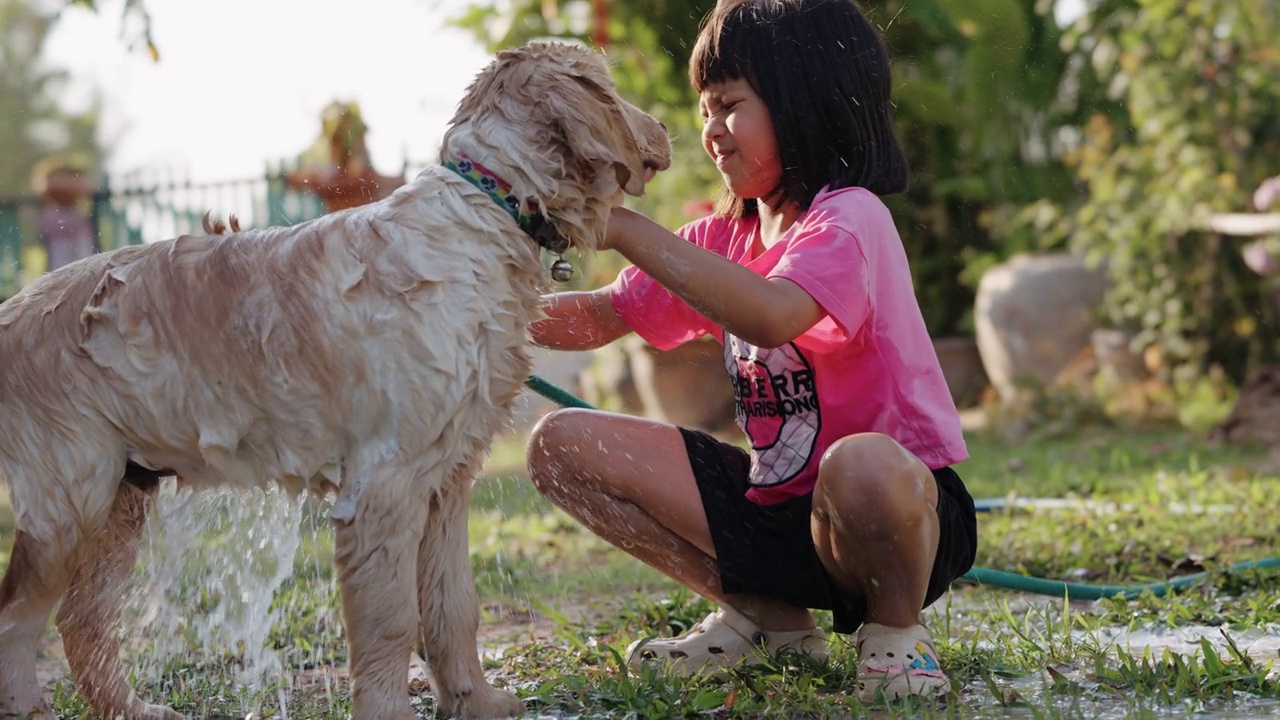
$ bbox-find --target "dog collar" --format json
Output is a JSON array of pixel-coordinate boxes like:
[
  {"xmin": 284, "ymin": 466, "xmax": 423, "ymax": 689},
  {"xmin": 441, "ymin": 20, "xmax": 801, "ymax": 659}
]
[{"xmin": 444, "ymin": 154, "xmax": 569, "ymax": 255}]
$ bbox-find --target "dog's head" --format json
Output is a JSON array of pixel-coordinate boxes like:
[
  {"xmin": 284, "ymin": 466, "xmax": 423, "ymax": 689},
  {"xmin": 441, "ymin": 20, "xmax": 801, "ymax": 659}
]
[{"xmin": 441, "ymin": 41, "xmax": 671, "ymax": 252}]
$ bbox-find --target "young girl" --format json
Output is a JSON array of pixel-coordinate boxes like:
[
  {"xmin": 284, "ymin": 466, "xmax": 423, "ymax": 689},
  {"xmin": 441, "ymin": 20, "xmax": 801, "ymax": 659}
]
[{"xmin": 526, "ymin": 0, "xmax": 976, "ymax": 702}]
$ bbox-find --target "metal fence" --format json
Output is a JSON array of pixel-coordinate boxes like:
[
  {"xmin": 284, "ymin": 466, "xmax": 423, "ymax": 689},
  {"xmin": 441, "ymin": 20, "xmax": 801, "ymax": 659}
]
[{"xmin": 0, "ymin": 160, "xmax": 430, "ymax": 300}]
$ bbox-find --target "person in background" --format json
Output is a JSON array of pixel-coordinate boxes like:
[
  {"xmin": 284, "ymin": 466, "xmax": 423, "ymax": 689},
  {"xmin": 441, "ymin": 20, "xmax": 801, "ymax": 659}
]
[{"xmin": 33, "ymin": 159, "xmax": 97, "ymax": 272}]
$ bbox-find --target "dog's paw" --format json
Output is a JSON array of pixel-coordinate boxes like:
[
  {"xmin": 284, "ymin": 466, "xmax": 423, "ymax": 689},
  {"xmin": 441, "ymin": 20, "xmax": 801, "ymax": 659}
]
[
  {"xmin": 139, "ymin": 702, "xmax": 185, "ymax": 720},
  {"xmin": 0, "ymin": 702, "xmax": 55, "ymax": 719},
  {"xmin": 449, "ymin": 686, "xmax": 524, "ymax": 719}
]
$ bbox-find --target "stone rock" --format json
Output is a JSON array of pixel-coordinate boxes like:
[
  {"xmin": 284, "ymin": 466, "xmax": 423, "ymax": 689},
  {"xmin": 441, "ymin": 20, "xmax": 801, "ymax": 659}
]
[
  {"xmin": 975, "ymin": 253, "xmax": 1108, "ymax": 402},
  {"xmin": 1212, "ymin": 364, "xmax": 1280, "ymax": 448}
]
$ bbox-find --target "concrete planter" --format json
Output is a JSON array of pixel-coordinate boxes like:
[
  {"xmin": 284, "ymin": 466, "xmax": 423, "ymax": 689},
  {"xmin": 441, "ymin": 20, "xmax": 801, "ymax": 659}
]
[{"xmin": 933, "ymin": 336, "xmax": 989, "ymax": 409}]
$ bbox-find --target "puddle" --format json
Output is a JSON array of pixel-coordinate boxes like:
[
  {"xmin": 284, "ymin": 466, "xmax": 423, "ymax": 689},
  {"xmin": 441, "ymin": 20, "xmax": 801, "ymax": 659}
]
[
  {"xmin": 1094, "ymin": 624, "xmax": 1280, "ymax": 662},
  {"xmin": 931, "ymin": 596, "xmax": 1280, "ymax": 719}
]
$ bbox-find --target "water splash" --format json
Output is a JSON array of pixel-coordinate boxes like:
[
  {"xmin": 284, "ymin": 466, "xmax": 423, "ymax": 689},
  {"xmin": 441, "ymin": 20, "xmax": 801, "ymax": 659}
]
[{"xmin": 126, "ymin": 480, "xmax": 305, "ymax": 688}]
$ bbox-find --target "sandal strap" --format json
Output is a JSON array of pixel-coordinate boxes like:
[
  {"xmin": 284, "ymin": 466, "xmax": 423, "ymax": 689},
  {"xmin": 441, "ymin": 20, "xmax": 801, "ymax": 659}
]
[
  {"xmin": 626, "ymin": 605, "xmax": 829, "ymax": 675},
  {"xmin": 701, "ymin": 606, "xmax": 826, "ymax": 651},
  {"xmin": 707, "ymin": 606, "xmax": 760, "ymax": 640}
]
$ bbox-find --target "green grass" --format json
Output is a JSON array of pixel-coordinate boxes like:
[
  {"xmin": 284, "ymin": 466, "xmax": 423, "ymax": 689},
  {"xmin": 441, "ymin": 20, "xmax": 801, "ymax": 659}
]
[{"xmin": 3, "ymin": 423, "xmax": 1280, "ymax": 718}]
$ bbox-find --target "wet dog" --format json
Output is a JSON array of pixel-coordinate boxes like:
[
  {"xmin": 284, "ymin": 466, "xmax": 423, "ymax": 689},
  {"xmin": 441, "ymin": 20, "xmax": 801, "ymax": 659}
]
[{"xmin": 0, "ymin": 41, "xmax": 669, "ymax": 720}]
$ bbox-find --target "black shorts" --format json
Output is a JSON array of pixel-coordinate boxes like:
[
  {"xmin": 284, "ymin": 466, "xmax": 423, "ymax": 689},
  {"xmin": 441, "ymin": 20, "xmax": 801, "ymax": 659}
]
[{"xmin": 682, "ymin": 428, "xmax": 977, "ymax": 635}]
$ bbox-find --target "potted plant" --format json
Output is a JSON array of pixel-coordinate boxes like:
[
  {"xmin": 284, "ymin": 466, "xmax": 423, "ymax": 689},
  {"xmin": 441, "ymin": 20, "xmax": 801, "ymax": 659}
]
[{"xmin": 285, "ymin": 101, "xmax": 405, "ymax": 213}]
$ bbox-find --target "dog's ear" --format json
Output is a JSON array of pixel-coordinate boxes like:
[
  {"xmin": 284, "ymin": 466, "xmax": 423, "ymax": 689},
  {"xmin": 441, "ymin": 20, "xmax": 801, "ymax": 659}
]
[{"xmin": 554, "ymin": 71, "xmax": 648, "ymax": 197}]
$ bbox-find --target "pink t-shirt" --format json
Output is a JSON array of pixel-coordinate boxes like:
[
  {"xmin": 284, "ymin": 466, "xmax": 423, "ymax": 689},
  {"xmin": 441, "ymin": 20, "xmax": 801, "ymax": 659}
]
[{"xmin": 609, "ymin": 186, "xmax": 968, "ymax": 505}]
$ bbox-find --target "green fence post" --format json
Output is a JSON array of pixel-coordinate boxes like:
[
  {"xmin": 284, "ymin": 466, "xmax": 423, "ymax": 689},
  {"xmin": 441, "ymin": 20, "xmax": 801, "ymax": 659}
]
[
  {"xmin": 90, "ymin": 173, "xmax": 108, "ymax": 254},
  {"xmin": 0, "ymin": 202, "xmax": 23, "ymax": 301},
  {"xmin": 266, "ymin": 160, "xmax": 324, "ymax": 227}
]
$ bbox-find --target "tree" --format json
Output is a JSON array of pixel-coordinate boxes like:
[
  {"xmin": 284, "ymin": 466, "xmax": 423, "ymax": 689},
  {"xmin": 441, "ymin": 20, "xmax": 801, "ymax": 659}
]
[
  {"xmin": 868, "ymin": 0, "xmax": 1088, "ymax": 337},
  {"xmin": 0, "ymin": 0, "xmax": 105, "ymax": 194},
  {"xmin": 62, "ymin": 0, "xmax": 157, "ymax": 60},
  {"xmin": 1059, "ymin": 0, "xmax": 1280, "ymax": 381},
  {"xmin": 448, "ymin": 0, "xmax": 1086, "ymax": 337}
]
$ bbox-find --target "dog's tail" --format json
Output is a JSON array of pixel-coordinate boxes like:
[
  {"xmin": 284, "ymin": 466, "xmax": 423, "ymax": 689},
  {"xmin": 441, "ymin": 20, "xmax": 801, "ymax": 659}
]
[{"xmin": 201, "ymin": 210, "xmax": 242, "ymax": 235}]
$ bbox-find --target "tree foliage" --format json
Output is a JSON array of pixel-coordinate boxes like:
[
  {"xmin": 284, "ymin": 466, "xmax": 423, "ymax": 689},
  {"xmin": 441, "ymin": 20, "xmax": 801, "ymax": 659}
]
[
  {"xmin": 67, "ymin": 0, "xmax": 1274, "ymax": 378},
  {"xmin": 64, "ymin": 0, "xmax": 157, "ymax": 60},
  {"xmin": 449, "ymin": 0, "xmax": 1087, "ymax": 336},
  {"xmin": 1059, "ymin": 0, "xmax": 1280, "ymax": 380},
  {"xmin": 1, "ymin": 0, "xmax": 104, "ymax": 194},
  {"xmin": 868, "ymin": 0, "xmax": 1091, "ymax": 336}
]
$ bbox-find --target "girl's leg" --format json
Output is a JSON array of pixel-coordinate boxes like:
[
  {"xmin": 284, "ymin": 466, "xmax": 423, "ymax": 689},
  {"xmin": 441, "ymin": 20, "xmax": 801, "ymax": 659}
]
[
  {"xmin": 810, "ymin": 432, "xmax": 939, "ymax": 625},
  {"xmin": 809, "ymin": 432, "xmax": 948, "ymax": 700},
  {"xmin": 526, "ymin": 408, "xmax": 812, "ymax": 631}
]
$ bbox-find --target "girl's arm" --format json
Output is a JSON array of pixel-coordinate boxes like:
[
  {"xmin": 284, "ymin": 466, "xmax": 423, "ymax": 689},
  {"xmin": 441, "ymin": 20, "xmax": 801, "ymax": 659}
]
[
  {"xmin": 607, "ymin": 207, "xmax": 824, "ymax": 348},
  {"xmin": 531, "ymin": 289, "xmax": 631, "ymax": 351}
]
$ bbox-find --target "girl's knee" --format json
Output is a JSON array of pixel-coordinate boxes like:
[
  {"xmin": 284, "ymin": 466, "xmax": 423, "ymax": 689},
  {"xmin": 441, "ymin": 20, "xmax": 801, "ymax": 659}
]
[
  {"xmin": 528, "ymin": 408, "xmax": 587, "ymax": 458},
  {"xmin": 814, "ymin": 433, "xmax": 932, "ymax": 524},
  {"xmin": 526, "ymin": 408, "xmax": 602, "ymax": 492}
]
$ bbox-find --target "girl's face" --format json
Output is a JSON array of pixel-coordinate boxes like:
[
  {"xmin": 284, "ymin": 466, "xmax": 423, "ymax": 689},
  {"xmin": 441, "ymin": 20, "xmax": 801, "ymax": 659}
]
[{"xmin": 699, "ymin": 78, "xmax": 781, "ymax": 203}]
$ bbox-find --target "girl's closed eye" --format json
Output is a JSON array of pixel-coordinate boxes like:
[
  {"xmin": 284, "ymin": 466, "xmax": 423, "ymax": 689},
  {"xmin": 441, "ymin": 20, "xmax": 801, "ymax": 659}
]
[{"xmin": 701, "ymin": 93, "xmax": 737, "ymax": 114}]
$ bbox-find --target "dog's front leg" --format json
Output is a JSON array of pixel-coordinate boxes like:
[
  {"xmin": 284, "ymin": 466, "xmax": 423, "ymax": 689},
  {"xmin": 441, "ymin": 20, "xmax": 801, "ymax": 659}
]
[
  {"xmin": 417, "ymin": 476, "xmax": 523, "ymax": 719},
  {"xmin": 332, "ymin": 472, "xmax": 430, "ymax": 720}
]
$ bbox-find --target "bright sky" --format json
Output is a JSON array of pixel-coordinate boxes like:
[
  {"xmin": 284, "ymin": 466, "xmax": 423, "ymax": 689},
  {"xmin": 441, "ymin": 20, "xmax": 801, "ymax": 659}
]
[
  {"xmin": 44, "ymin": 0, "xmax": 494, "ymax": 183},
  {"xmin": 44, "ymin": 0, "xmax": 1089, "ymax": 185}
]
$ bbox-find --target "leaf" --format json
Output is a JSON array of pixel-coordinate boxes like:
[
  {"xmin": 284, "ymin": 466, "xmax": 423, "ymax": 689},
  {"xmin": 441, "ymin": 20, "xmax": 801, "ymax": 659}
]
[{"xmin": 894, "ymin": 77, "xmax": 961, "ymax": 126}]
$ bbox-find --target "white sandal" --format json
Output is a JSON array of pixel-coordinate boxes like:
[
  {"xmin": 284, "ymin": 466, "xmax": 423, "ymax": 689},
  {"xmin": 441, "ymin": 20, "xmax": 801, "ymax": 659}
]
[
  {"xmin": 855, "ymin": 622, "xmax": 949, "ymax": 702},
  {"xmin": 625, "ymin": 605, "xmax": 828, "ymax": 676}
]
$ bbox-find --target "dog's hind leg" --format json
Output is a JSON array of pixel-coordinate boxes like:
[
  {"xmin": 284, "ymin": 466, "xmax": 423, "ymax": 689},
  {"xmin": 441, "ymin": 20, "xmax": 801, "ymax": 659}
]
[
  {"xmin": 0, "ymin": 527, "xmax": 57, "ymax": 718},
  {"xmin": 56, "ymin": 478, "xmax": 182, "ymax": 720},
  {"xmin": 416, "ymin": 467, "xmax": 523, "ymax": 720},
  {"xmin": 0, "ymin": 467, "xmax": 121, "ymax": 719},
  {"xmin": 332, "ymin": 465, "xmax": 431, "ymax": 720}
]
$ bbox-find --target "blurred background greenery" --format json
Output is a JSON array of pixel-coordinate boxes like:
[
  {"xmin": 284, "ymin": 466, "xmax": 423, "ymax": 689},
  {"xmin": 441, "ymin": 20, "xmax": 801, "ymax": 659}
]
[
  {"xmin": 9, "ymin": 0, "xmax": 1280, "ymax": 391},
  {"xmin": 446, "ymin": 0, "xmax": 1280, "ymax": 386}
]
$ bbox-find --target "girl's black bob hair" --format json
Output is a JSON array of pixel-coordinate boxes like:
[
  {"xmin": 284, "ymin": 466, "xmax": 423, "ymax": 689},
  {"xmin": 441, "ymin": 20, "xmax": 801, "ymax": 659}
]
[{"xmin": 691, "ymin": 0, "xmax": 909, "ymax": 218}]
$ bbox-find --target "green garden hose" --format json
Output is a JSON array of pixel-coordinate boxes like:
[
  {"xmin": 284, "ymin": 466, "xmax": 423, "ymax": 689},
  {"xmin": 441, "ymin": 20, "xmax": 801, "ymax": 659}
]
[
  {"xmin": 522, "ymin": 375, "xmax": 1280, "ymax": 600},
  {"xmin": 524, "ymin": 374, "xmax": 595, "ymax": 410},
  {"xmin": 959, "ymin": 560, "xmax": 1280, "ymax": 600}
]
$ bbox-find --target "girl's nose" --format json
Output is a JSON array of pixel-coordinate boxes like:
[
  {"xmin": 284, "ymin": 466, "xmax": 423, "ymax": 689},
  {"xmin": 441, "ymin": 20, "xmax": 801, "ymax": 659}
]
[{"xmin": 702, "ymin": 117, "xmax": 726, "ymax": 140}]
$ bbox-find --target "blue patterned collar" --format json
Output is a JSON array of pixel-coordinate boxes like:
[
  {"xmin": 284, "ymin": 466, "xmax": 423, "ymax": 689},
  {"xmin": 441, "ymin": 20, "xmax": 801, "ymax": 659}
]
[{"xmin": 443, "ymin": 154, "xmax": 568, "ymax": 254}]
